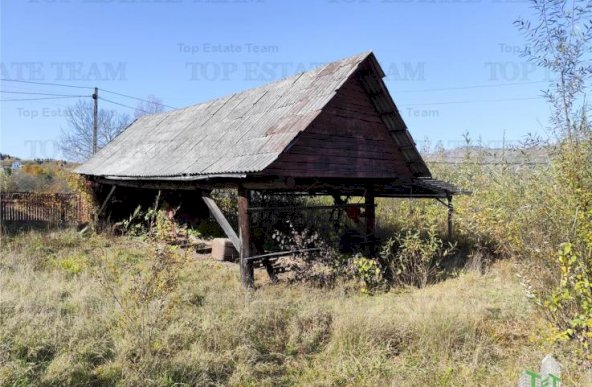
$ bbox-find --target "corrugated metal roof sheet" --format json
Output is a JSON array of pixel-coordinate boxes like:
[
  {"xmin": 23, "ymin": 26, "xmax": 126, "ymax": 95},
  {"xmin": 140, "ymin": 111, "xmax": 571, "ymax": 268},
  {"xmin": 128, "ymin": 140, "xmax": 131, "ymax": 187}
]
[{"xmin": 75, "ymin": 51, "xmax": 431, "ymax": 179}]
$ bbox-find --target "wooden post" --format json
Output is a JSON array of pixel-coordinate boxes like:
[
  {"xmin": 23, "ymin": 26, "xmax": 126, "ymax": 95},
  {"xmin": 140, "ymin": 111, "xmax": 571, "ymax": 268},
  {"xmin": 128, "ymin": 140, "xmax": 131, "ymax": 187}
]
[
  {"xmin": 447, "ymin": 194, "xmax": 453, "ymax": 241},
  {"xmin": 365, "ymin": 189, "xmax": 376, "ymax": 255},
  {"xmin": 238, "ymin": 185, "xmax": 254, "ymax": 289},
  {"xmin": 263, "ymin": 261, "xmax": 278, "ymax": 283},
  {"xmin": 96, "ymin": 185, "xmax": 116, "ymax": 221}
]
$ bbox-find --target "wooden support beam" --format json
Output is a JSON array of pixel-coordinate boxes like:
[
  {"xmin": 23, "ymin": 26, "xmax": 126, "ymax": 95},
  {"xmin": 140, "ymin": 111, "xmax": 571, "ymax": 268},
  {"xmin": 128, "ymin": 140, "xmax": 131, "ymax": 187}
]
[
  {"xmin": 96, "ymin": 185, "xmax": 116, "ymax": 220},
  {"xmin": 263, "ymin": 261, "xmax": 278, "ymax": 283},
  {"xmin": 365, "ymin": 189, "xmax": 376, "ymax": 255},
  {"xmin": 248, "ymin": 203, "xmax": 375, "ymax": 212},
  {"xmin": 201, "ymin": 196, "xmax": 241, "ymax": 252},
  {"xmin": 365, "ymin": 190, "xmax": 375, "ymax": 236},
  {"xmin": 245, "ymin": 248, "xmax": 322, "ymax": 261},
  {"xmin": 238, "ymin": 186, "xmax": 254, "ymax": 289},
  {"xmin": 92, "ymin": 176, "xmax": 215, "ymax": 191}
]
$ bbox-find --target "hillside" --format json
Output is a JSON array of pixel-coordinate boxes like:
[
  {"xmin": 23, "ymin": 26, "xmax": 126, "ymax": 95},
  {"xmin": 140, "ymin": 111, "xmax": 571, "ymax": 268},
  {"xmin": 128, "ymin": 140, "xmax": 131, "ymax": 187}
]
[{"xmin": 425, "ymin": 145, "xmax": 550, "ymax": 165}]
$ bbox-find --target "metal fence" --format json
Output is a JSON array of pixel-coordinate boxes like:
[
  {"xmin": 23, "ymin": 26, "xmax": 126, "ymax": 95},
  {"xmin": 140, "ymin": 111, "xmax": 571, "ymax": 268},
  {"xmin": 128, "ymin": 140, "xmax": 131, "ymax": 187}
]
[{"xmin": 0, "ymin": 192, "xmax": 89, "ymax": 226}]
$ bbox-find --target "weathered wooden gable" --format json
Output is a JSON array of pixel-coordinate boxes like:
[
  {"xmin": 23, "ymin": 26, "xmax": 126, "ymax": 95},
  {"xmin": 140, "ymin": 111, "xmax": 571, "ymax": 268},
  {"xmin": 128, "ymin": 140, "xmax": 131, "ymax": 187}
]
[{"xmin": 263, "ymin": 74, "xmax": 412, "ymax": 178}]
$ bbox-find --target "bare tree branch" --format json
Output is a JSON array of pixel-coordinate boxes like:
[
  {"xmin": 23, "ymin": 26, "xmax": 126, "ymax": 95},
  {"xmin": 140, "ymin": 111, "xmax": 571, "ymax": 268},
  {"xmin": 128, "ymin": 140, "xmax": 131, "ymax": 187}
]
[
  {"xmin": 59, "ymin": 99, "xmax": 131, "ymax": 162},
  {"xmin": 134, "ymin": 95, "xmax": 165, "ymax": 120}
]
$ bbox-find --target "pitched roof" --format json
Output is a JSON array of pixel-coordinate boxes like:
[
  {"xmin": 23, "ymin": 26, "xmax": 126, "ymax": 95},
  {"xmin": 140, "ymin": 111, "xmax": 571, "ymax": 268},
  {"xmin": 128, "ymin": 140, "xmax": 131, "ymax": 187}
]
[{"xmin": 76, "ymin": 51, "xmax": 430, "ymax": 179}]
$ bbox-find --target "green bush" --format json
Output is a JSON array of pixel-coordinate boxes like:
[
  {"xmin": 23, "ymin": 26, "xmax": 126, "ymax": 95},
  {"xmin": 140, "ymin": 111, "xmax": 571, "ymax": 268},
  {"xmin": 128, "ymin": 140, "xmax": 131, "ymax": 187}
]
[
  {"xmin": 544, "ymin": 141, "xmax": 592, "ymax": 358},
  {"xmin": 379, "ymin": 227, "xmax": 452, "ymax": 288},
  {"xmin": 351, "ymin": 256, "xmax": 383, "ymax": 294}
]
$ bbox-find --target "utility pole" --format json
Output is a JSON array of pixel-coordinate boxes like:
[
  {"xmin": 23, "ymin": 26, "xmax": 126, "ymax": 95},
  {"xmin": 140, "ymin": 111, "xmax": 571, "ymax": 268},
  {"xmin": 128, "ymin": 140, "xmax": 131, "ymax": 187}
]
[{"xmin": 92, "ymin": 87, "xmax": 98, "ymax": 154}]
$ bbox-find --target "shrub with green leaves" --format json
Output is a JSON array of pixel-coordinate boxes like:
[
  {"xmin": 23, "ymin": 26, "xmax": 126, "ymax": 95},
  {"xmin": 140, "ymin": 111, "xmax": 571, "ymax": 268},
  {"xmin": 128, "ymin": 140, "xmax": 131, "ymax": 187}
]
[
  {"xmin": 547, "ymin": 240, "xmax": 592, "ymax": 354},
  {"xmin": 544, "ymin": 144, "xmax": 592, "ymax": 358},
  {"xmin": 351, "ymin": 255, "xmax": 383, "ymax": 294},
  {"xmin": 380, "ymin": 227, "xmax": 453, "ymax": 288}
]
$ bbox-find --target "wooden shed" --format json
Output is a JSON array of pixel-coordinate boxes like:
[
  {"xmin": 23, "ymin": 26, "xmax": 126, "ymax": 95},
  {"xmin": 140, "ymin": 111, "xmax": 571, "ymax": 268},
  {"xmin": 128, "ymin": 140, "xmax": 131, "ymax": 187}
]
[{"xmin": 76, "ymin": 51, "xmax": 461, "ymax": 287}]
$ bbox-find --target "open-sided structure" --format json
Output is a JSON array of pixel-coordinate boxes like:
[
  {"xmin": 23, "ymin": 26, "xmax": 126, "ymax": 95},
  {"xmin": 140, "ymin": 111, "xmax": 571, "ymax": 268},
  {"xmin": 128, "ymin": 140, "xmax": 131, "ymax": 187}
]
[{"xmin": 76, "ymin": 51, "xmax": 461, "ymax": 287}]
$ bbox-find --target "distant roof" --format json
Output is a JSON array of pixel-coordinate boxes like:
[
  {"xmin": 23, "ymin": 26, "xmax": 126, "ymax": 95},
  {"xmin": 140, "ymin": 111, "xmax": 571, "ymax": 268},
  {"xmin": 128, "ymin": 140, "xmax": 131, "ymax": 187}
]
[{"xmin": 76, "ymin": 51, "xmax": 430, "ymax": 179}]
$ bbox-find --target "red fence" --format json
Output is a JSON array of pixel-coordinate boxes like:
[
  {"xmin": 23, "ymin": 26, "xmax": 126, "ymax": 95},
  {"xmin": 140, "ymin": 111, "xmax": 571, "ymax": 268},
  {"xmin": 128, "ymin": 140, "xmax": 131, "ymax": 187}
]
[{"xmin": 0, "ymin": 192, "xmax": 89, "ymax": 226}]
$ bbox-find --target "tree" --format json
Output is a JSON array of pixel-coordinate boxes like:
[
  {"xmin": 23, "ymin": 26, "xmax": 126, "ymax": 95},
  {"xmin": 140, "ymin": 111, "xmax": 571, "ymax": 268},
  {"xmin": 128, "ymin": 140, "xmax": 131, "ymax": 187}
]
[
  {"xmin": 516, "ymin": 0, "xmax": 592, "ymax": 357},
  {"xmin": 60, "ymin": 94, "xmax": 167, "ymax": 162},
  {"xmin": 516, "ymin": 0, "xmax": 592, "ymax": 140},
  {"xmin": 60, "ymin": 99, "xmax": 131, "ymax": 162},
  {"xmin": 134, "ymin": 95, "xmax": 165, "ymax": 120}
]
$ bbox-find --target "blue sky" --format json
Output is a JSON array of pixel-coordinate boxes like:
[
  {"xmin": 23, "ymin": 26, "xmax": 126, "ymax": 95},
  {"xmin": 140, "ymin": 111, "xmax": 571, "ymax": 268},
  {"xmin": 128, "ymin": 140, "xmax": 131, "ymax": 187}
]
[{"xmin": 1, "ymin": 0, "xmax": 553, "ymax": 160}]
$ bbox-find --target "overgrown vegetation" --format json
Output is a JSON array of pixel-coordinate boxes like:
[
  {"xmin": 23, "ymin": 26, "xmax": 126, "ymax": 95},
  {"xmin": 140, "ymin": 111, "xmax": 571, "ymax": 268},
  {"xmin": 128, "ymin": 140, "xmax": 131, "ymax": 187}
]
[
  {"xmin": 517, "ymin": 0, "xmax": 592, "ymax": 358},
  {"xmin": 375, "ymin": 0, "xmax": 592, "ymax": 362},
  {"xmin": 1, "ymin": 160, "xmax": 76, "ymax": 193},
  {"xmin": 379, "ymin": 227, "xmax": 454, "ymax": 289},
  {"xmin": 2, "ymin": 230, "xmax": 589, "ymax": 386}
]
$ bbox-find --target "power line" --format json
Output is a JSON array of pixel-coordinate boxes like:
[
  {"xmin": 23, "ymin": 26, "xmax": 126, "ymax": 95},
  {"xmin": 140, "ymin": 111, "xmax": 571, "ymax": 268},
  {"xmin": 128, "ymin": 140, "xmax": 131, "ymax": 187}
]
[
  {"xmin": 0, "ymin": 96, "xmax": 87, "ymax": 102},
  {"xmin": 0, "ymin": 89, "xmax": 160, "ymax": 115},
  {"xmin": 101, "ymin": 88, "xmax": 177, "ymax": 110},
  {"xmin": 399, "ymin": 96, "xmax": 541, "ymax": 107},
  {"xmin": 99, "ymin": 96, "xmax": 137, "ymax": 110},
  {"xmin": 394, "ymin": 80, "xmax": 551, "ymax": 94},
  {"xmin": 99, "ymin": 96, "xmax": 154, "ymax": 115},
  {"xmin": 1, "ymin": 79, "xmax": 175, "ymax": 112},
  {"xmin": 1, "ymin": 79, "xmax": 175, "ymax": 110},
  {"xmin": 0, "ymin": 78, "xmax": 544, "ymax": 110},
  {"xmin": 0, "ymin": 78, "xmax": 94, "ymax": 90},
  {"xmin": 0, "ymin": 90, "xmax": 90, "ymax": 97}
]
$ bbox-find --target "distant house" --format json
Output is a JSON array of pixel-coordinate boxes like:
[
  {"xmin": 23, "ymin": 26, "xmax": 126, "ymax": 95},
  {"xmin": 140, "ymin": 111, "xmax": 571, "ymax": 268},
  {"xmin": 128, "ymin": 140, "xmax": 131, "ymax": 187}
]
[{"xmin": 11, "ymin": 160, "xmax": 22, "ymax": 170}]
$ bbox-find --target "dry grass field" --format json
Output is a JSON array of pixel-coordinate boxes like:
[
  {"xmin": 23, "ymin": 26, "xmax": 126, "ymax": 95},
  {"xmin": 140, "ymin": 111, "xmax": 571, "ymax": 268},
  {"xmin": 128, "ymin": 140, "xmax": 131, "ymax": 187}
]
[{"xmin": 0, "ymin": 228, "xmax": 589, "ymax": 386}]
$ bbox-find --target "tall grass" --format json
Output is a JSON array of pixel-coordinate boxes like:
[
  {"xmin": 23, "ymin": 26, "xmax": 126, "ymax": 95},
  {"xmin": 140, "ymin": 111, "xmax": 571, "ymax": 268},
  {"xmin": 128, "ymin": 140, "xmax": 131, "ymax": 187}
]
[{"xmin": 0, "ymin": 229, "xmax": 589, "ymax": 385}]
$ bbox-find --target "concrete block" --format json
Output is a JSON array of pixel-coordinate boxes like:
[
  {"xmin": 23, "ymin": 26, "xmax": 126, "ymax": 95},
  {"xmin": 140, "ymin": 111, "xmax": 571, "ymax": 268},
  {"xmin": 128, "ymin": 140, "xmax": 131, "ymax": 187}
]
[{"xmin": 211, "ymin": 238, "xmax": 239, "ymax": 261}]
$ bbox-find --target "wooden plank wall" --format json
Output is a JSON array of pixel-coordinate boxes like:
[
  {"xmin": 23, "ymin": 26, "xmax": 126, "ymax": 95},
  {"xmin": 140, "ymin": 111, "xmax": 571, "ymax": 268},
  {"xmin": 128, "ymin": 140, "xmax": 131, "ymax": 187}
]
[{"xmin": 263, "ymin": 75, "xmax": 413, "ymax": 178}]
